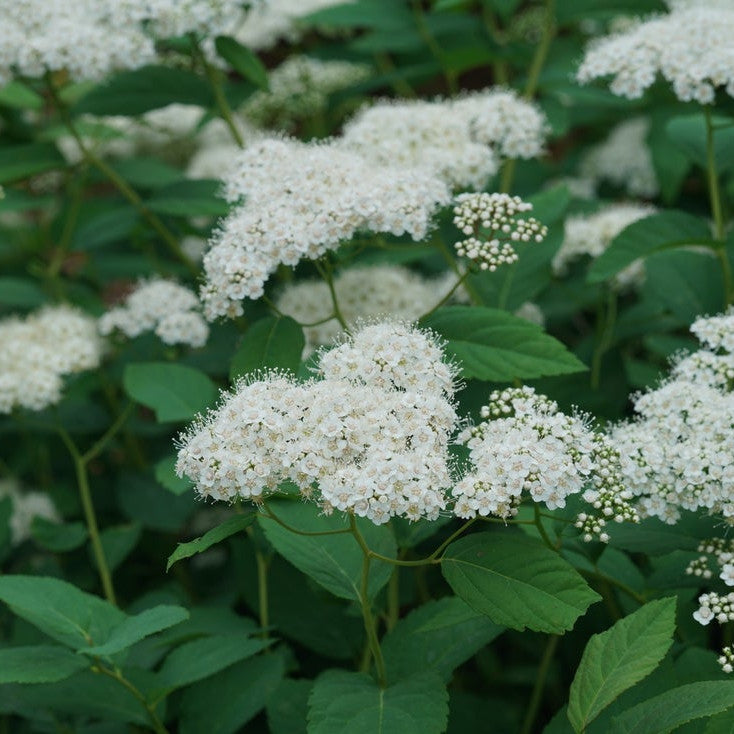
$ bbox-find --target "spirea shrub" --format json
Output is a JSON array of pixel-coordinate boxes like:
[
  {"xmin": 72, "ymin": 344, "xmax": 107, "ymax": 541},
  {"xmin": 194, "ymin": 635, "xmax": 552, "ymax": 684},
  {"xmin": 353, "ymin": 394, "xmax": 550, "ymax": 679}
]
[{"xmin": 3, "ymin": 1, "xmax": 734, "ymax": 732}]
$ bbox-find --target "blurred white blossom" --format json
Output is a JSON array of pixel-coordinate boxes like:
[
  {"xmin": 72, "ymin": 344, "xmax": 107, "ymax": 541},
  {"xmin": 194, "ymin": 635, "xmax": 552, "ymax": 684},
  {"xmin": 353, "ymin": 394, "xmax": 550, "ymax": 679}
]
[
  {"xmin": 0, "ymin": 479, "xmax": 60, "ymax": 546},
  {"xmin": 580, "ymin": 117, "xmax": 658, "ymax": 197},
  {"xmin": 553, "ymin": 203, "xmax": 656, "ymax": 289},
  {"xmin": 99, "ymin": 279, "xmax": 209, "ymax": 348},
  {"xmin": 0, "ymin": 306, "xmax": 103, "ymax": 414}
]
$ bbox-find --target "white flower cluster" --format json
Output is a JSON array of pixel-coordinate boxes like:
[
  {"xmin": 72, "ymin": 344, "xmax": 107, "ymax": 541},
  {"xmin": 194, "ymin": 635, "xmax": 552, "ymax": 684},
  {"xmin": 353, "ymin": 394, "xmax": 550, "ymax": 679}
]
[
  {"xmin": 340, "ymin": 89, "xmax": 547, "ymax": 190},
  {"xmin": 0, "ymin": 479, "xmax": 60, "ymax": 546},
  {"xmin": 201, "ymin": 138, "xmax": 451, "ymax": 319},
  {"xmin": 0, "ymin": 306, "xmax": 104, "ymax": 414},
  {"xmin": 611, "ymin": 309, "xmax": 734, "ymax": 526},
  {"xmin": 243, "ymin": 55, "xmax": 370, "ymax": 131},
  {"xmin": 0, "ymin": 1, "xmax": 155, "ymax": 84},
  {"xmin": 553, "ymin": 203, "xmax": 656, "ymax": 289},
  {"xmin": 686, "ymin": 538, "xmax": 734, "ymax": 585},
  {"xmin": 176, "ymin": 321, "xmax": 459, "ymax": 524},
  {"xmin": 451, "ymin": 388, "xmax": 626, "ymax": 538},
  {"xmin": 579, "ymin": 118, "xmax": 659, "ymax": 198},
  {"xmin": 577, "ymin": 2, "xmax": 734, "ymax": 103},
  {"xmin": 186, "ymin": 116, "xmax": 262, "ymax": 180},
  {"xmin": 99, "ymin": 279, "xmax": 209, "ymax": 348},
  {"xmin": 693, "ymin": 591, "xmax": 734, "ymax": 626},
  {"xmin": 235, "ymin": 0, "xmax": 353, "ymax": 50},
  {"xmin": 275, "ymin": 265, "xmax": 458, "ymax": 352},
  {"xmin": 452, "ymin": 192, "xmax": 547, "ymax": 271},
  {"xmin": 116, "ymin": 0, "xmax": 248, "ymax": 40}
]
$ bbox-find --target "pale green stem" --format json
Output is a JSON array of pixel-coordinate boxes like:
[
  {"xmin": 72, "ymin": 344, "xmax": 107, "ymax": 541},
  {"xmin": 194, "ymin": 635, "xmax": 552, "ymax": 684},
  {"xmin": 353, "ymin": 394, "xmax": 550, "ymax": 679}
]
[
  {"xmin": 45, "ymin": 78, "xmax": 197, "ymax": 276},
  {"xmin": 500, "ymin": 0, "xmax": 555, "ymax": 193},
  {"xmin": 193, "ymin": 39, "xmax": 245, "ymax": 148},
  {"xmin": 95, "ymin": 664, "xmax": 169, "ymax": 734},
  {"xmin": 519, "ymin": 635, "xmax": 559, "ymax": 734},
  {"xmin": 705, "ymin": 106, "xmax": 733, "ymax": 304},
  {"xmin": 590, "ymin": 289, "xmax": 617, "ymax": 390},
  {"xmin": 315, "ymin": 259, "xmax": 349, "ymax": 331},
  {"xmin": 57, "ymin": 429, "xmax": 117, "ymax": 606},
  {"xmin": 411, "ymin": 0, "xmax": 458, "ymax": 94},
  {"xmin": 351, "ymin": 517, "xmax": 388, "ymax": 688}
]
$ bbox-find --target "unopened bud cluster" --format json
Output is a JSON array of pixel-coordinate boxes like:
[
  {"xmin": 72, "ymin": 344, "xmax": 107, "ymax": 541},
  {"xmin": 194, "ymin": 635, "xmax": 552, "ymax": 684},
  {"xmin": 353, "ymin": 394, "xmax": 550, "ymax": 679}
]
[
  {"xmin": 719, "ymin": 646, "xmax": 734, "ymax": 674},
  {"xmin": 452, "ymin": 193, "xmax": 547, "ymax": 271},
  {"xmin": 693, "ymin": 592, "xmax": 734, "ymax": 626},
  {"xmin": 686, "ymin": 538, "xmax": 734, "ymax": 585}
]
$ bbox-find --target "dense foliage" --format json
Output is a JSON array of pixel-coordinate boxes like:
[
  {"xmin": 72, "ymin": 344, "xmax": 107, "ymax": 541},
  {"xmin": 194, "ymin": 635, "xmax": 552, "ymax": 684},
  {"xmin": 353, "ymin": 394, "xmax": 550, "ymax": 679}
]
[{"xmin": 1, "ymin": 1, "xmax": 734, "ymax": 732}]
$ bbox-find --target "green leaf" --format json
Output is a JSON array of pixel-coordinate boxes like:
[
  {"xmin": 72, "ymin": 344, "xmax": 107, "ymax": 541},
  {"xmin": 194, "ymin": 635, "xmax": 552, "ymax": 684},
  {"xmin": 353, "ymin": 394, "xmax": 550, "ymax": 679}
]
[
  {"xmin": 167, "ymin": 514, "xmax": 255, "ymax": 571},
  {"xmin": 215, "ymin": 37, "xmax": 269, "ymax": 90},
  {"xmin": 0, "ymin": 143, "xmax": 64, "ymax": 184},
  {"xmin": 441, "ymin": 532, "xmax": 600, "ymax": 633},
  {"xmin": 567, "ymin": 598, "xmax": 677, "ymax": 732},
  {"xmin": 30, "ymin": 518, "xmax": 88, "ymax": 553},
  {"xmin": 382, "ymin": 597, "xmax": 504, "ymax": 682},
  {"xmin": 230, "ymin": 316, "xmax": 304, "ymax": 381},
  {"xmin": 0, "ymin": 277, "xmax": 46, "ymax": 308},
  {"xmin": 259, "ymin": 500, "xmax": 396, "ymax": 601},
  {"xmin": 97, "ymin": 523, "xmax": 142, "ymax": 572},
  {"xmin": 267, "ymin": 679, "xmax": 312, "ymax": 734},
  {"xmin": 0, "ymin": 646, "xmax": 90, "ymax": 684},
  {"xmin": 74, "ymin": 65, "xmax": 213, "ymax": 115},
  {"xmin": 147, "ymin": 179, "xmax": 229, "ymax": 217},
  {"xmin": 0, "ymin": 81, "xmax": 44, "ymax": 110},
  {"xmin": 155, "ymin": 455, "xmax": 192, "ymax": 495},
  {"xmin": 305, "ymin": 1, "xmax": 414, "ymax": 31},
  {"xmin": 81, "ymin": 605, "xmax": 189, "ymax": 657},
  {"xmin": 644, "ymin": 249, "xmax": 725, "ymax": 322},
  {"xmin": 610, "ymin": 681, "xmax": 734, "ymax": 734},
  {"xmin": 308, "ymin": 670, "xmax": 449, "ymax": 734},
  {"xmin": 179, "ymin": 652, "xmax": 285, "ymax": 734},
  {"xmin": 588, "ymin": 211, "xmax": 711, "ymax": 284},
  {"xmin": 0, "ymin": 575, "xmax": 125, "ymax": 649},
  {"xmin": 665, "ymin": 114, "xmax": 734, "ymax": 173},
  {"xmin": 123, "ymin": 362, "xmax": 217, "ymax": 422},
  {"xmin": 71, "ymin": 206, "xmax": 139, "ymax": 251},
  {"xmin": 158, "ymin": 634, "xmax": 270, "ymax": 690},
  {"xmin": 110, "ymin": 157, "xmax": 184, "ymax": 189},
  {"xmin": 421, "ymin": 306, "xmax": 587, "ymax": 381}
]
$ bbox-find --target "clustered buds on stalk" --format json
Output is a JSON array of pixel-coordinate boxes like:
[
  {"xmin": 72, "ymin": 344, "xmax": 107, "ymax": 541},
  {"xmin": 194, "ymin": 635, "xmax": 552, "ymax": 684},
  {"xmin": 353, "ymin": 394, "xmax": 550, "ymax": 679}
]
[{"xmin": 452, "ymin": 192, "xmax": 547, "ymax": 271}]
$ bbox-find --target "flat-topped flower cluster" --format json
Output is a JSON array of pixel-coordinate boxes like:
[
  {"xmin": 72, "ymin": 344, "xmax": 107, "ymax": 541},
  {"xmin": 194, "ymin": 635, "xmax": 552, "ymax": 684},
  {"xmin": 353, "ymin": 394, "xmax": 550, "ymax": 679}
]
[{"xmin": 176, "ymin": 320, "xmax": 637, "ymax": 536}]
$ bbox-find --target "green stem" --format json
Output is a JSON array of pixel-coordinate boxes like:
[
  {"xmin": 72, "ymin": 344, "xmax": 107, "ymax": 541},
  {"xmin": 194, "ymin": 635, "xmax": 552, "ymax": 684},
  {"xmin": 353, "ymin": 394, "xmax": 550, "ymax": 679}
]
[
  {"xmin": 260, "ymin": 503, "xmax": 353, "ymax": 537},
  {"xmin": 315, "ymin": 259, "xmax": 349, "ymax": 331},
  {"xmin": 386, "ymin": 567, "xmax": 400, "ymax": 632},
  {"xmin": 254, "ymin": 549, "xmax": 270, "ymax": 639},
  {"xmin": 705, "ymin": 105, "xmax": 733, "ymax": 304},
  {"xmin": 411, "ymin": 0, "xmax": 458, "ymax": 94},
  {"xmin": 193, "ymin": 39, "xmax": 245, "ymax": 148},
  {"xmin": 96, "ymin": 665, "xmax": 169, "ymax": 734},
  {"xmin": 57, "ymin": 429, "xmax": 116, "ymax": 606},
  {"xmin": 500, "ymin": 0, "xmax": 555, "ymax": 193},
  {"xmin": 523, "ymin": 0, "xmax": 555, "ymax": 101},
  {"xmin": 579, "ymin": 568, "xmax": 646, "ymax": 605},
  {"xmin": 82, "ymin": 402, "xmax": 134, "ymax": 464},
  {"xmin": 482, "ymin": 7, "xmax": 509, "ymax": 85},
  {"xmin": 372, "ymin": 53, "xmax": 416, "ymax": 98},
  {"xmin": 419, "ymin": 271, "xmax": 470, "ymax": 319},
  {"xmin": 46, "ymin": 166, "xmax": 87, "ymax": 294},
  {"xmin": 435, "ymin": 239, "xmax": 483, "ymax": 305},
  {"xmin": 519, "ymin": 634, "xmax": 559, "ymax": 734},
  {"xmin": 534, "ymin": 504, "xmax": 558, "ymax": 552},
  {"xmin": 45, "ymin": 79, "xmax": 197, "ymax": 276},
  {"xmin": 351, "ymin": 517, "xmax": 388, "ymax": 688},
  {"xmin": 590, "ymin": 289, "xmax": 617, "ymax": 390}
]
